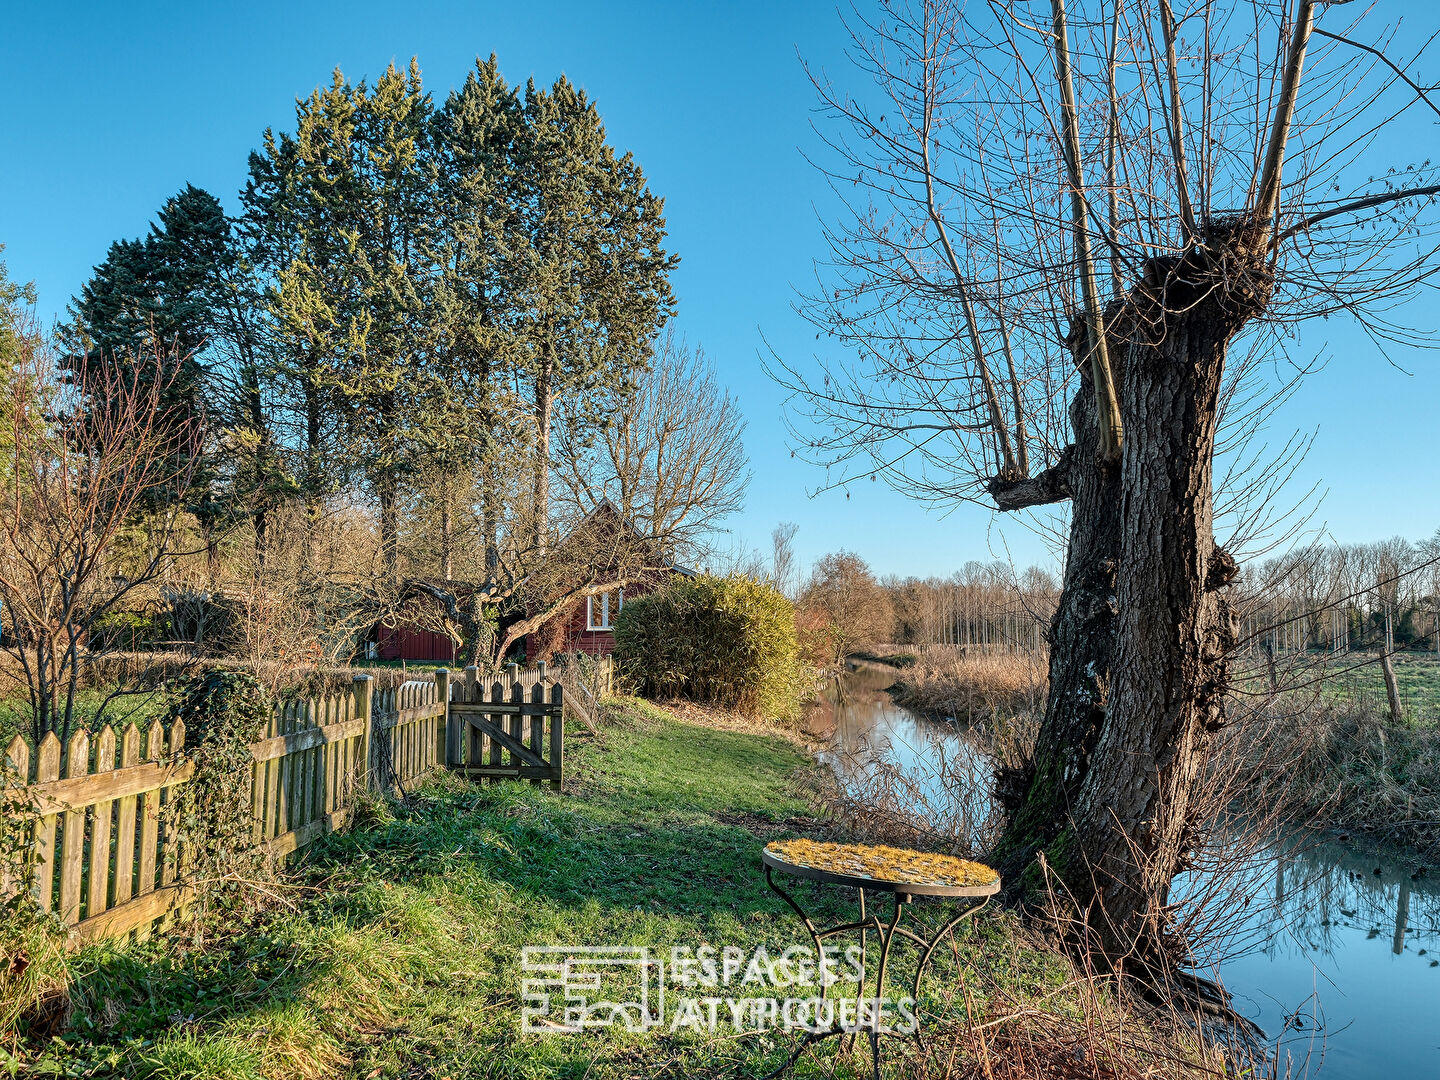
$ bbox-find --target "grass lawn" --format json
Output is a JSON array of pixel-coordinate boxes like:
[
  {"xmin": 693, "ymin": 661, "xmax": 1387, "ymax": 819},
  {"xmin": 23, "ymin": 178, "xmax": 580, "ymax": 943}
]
[
  {"xmin": 14, "ymin": 700, "xmax": 1154, "ymax": 1080},
  {"xmin": 0, "ymin": 688, "xmax": 173, "ymax": 748},
  {"xmin": 1321, "ymin": 654, "xmax": 1440, "ymax": 722}
]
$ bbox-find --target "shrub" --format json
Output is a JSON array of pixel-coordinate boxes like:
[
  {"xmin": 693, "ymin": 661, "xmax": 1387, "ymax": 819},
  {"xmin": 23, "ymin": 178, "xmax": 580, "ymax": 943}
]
[
  {"xmin": 87, "ymin": 610, "xmax": 160, "ymax": 651},
  {"xmin": 613, "ymin": 574, "xmax": 802, "ymax": 724}
]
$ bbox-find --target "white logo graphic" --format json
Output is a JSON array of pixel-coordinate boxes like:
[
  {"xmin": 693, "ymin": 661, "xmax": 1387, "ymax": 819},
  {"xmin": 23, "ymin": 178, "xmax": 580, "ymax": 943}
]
[
  {"xmin": 521, "ymin": 946, "xmax": 665, "ymax": 1033},
  {"xmin": 520, "ymin": 943, "xmax": 914, "ymax": 1037}
]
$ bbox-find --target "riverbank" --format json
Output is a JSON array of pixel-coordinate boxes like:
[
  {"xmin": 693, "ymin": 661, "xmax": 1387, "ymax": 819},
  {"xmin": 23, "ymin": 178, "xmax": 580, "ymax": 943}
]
[
  {"xmin": 852, "ymin": 646, "xmax": 1046, "ymax": 723},
  {"xmin": 1240, "ymin": 700, "xmax": 1440, "ymax": 862},
  {"xmin": 855, "ymin": 645, "xmax": 1440, "ymax": 862},
  {"xmin": 10, "ymin": 697, "xmax": 1225, "ymax": 1079}
]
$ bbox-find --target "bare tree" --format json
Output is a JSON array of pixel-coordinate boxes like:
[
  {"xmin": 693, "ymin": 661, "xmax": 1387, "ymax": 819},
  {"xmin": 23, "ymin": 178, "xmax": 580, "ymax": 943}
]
[
  {"xmin": 0, "ymin": 332, "xmax": 202, "ymax": 743},
  {"xmin": 776, "ymin": 0, "xmax": 1440, "ymax": 973},
  {"xmin": 554, "ymin": 330, "xmax": 749, "ymax": 565},
  {"xmin": 771, "ymin": 521, "xmax": 800, "ymax": 598},
  {"xmin": 800, "ymin": 551, "xmax": 895, "ymax": 664}
]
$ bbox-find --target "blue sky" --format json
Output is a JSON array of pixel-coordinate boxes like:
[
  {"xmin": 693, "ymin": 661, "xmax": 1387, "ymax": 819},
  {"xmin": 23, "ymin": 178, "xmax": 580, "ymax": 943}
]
[{"xmin": 2, "ymin": 2, "xmax": 1436, "ymax": 580}]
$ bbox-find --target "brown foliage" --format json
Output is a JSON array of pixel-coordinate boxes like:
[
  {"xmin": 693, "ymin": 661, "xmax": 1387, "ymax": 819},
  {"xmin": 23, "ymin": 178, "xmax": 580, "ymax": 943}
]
[
  {"xmin": 889, "ymin": 646, "xmax": 1049, "ymax": 720},
  {"xmin": 798, "ymin": 552, "xmax": 894, "ymax": 666},
  {"xmin": 0, "ymin": 334, "xmax": 201, "ymax": 743}
]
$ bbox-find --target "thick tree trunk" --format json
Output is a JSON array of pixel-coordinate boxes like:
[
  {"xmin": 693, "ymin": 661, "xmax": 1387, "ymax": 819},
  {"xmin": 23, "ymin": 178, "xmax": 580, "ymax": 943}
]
[
  {"xmin": 1067, "ymin": 307, "xmax": 1237, "ymax": 963},
  {"xmin": 254, "ymin": 507, "xmax": 268, "ymax": 570},
  {"xmin": 304, "ymin": 382, "xmax": 324, "ymax": 572},
  {"xmin": 203, "ymin": 522, "xmax": 220, "ymax": 584},
  {"xmin": 995, "ymin": 231, "xmax": 1265, "ymax": 968},
  {"xmin": 440, "ymin": 471, "xmax": 453, "ymax": 582},
  {"xmin": 994, "ymin": 334, "xmax": 1121, "ymax": 884}
]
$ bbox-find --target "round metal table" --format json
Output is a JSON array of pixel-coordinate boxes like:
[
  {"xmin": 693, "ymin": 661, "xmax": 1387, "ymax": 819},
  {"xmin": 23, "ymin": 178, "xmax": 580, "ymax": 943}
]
[{"xmin": 759, "ymin": 839, "xmax": 1000, "ymax": 1080}]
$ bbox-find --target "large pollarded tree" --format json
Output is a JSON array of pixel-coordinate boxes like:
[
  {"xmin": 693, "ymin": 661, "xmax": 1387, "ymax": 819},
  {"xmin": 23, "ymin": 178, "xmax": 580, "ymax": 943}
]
[{"xmin": 781, "ymin": 0, "xmax": 1440, "ymax": 971}]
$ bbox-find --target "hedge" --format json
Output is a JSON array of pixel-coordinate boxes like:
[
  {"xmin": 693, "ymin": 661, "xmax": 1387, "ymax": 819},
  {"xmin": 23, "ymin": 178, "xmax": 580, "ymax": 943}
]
[{"xmin": 613, "ymin": 574, "xmax": 802, "ymax": 724}]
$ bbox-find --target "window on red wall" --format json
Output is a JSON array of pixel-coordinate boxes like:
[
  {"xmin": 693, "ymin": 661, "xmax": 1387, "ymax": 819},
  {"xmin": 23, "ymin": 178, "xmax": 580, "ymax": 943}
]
[{"xmin": 586, "ymin": 589, "xmax": 623, "ymax": 631}]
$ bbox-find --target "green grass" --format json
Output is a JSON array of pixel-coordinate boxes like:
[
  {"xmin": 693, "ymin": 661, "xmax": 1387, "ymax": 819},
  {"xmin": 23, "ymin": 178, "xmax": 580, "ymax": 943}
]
[
  {"xmin": 0, "ymin": 687, "xmax": 174, "ymax": 748},
  {"xmin": 14, "ymin": 698, "xmax": 1084, "ymax": 1080},
  {"xmin": 1320, "ymin": 654, "xmax": 1440, "ymax": 722}
]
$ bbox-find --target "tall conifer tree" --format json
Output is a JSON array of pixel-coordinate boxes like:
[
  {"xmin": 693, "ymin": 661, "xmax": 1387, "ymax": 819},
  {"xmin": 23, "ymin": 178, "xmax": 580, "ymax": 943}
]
[{"xmin": 511, "ymin": 76, "xmax": 678, "ymax": 549}]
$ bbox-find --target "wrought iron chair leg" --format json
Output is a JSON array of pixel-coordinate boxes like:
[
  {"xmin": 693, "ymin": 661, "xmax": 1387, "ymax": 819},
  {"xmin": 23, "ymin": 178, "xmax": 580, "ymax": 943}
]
[
  {"xmin": 763, "ymin": 867, "xmax": 990, "ymax": 1079},
  {"xmin": 848, "ymin": 886, "xmax": 866, "ymax": 1054}
]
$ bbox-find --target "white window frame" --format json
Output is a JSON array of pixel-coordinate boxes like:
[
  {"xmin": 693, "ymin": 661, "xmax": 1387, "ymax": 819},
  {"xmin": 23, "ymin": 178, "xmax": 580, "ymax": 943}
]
[{"xmin": 586, "ymin": 588, "xmax": 623, "ymax": 631}]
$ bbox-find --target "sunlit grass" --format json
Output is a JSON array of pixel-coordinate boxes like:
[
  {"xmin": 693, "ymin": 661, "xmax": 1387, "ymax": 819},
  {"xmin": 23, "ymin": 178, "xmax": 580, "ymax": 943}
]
[{"xmin": 15, "ymin": 700, "xmax": 1202, "ymax": 1079}]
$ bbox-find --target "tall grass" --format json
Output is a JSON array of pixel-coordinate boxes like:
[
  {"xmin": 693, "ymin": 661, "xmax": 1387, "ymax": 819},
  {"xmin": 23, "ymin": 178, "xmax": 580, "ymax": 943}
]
[{"xmin": 885, "ymin": 645, "xmax": 1048, "ymax": 721}]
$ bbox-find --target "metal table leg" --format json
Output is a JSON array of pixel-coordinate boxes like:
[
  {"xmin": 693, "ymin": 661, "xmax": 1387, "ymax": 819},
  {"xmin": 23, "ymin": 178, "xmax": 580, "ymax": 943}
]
[{"xmin": 761, "ymin": 867, "xmax": 989, "ymax": 1079}]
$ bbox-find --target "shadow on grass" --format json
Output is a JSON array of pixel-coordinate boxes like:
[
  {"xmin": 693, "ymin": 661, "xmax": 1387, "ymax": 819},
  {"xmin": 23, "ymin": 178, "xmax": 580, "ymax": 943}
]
[{"xmin": 41, "ymin": 711, "xmax": 901, "ymax": 1079}]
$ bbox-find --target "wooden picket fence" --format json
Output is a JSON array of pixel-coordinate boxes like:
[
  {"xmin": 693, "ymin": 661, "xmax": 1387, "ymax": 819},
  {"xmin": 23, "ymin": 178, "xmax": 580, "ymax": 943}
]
[
  {"xmin": 1, "ymin": 663, "xmax": 570, "ymax": 946},
  {"xmin": 446, "ymin": 664, "xmax": 563, "ymax": 787}
]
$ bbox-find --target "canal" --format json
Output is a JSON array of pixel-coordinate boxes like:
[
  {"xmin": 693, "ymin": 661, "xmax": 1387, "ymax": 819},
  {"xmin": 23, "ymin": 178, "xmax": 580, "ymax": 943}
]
[{"xmin": 807, "ymin": 662, "xmax": 1440, "ymax": 1079}]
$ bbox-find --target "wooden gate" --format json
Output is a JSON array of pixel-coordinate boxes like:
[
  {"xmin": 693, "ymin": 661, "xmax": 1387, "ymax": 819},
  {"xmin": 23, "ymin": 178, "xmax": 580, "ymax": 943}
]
[{"xmin": 444, "ymin": 663, "xmax": 564, "ymax": 790}]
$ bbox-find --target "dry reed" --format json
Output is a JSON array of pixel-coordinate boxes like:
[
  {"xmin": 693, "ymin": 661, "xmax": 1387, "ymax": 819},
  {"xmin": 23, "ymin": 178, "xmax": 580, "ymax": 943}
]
[{"xmin": 884, "ymin": 645, "xmax": 1048, "ymax": 721}]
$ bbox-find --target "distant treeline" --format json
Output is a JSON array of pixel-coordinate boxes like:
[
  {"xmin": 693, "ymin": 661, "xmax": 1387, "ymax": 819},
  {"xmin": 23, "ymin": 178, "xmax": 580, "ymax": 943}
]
[
  {"xmin": 1232, "ymin": 532, "xmax": 1440, "ymax": 654},
  {"xmin": 865, "ymin": 529, "xmax": 1440, "ymax": 657}
]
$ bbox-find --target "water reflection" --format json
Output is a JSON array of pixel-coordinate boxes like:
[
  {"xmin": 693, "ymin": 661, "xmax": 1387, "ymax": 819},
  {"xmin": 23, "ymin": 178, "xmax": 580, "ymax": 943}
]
[
  {"xmin": 817, "ymin": 665, "xmax": 1440, "ymax": 1080},
  {"xmin": 1193, "ymin": 832, "xmax": 1440, "ymax": 1078},
  {"xmin": 808, "ymin": 663, "xmax": 968, "ymax": 793}
]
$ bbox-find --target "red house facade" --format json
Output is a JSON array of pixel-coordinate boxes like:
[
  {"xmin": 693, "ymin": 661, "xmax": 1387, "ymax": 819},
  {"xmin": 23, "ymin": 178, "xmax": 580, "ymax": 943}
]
[
  {"xmin": 372, "ymin": 502, "xmax": 693, "ymax": 663},
  {"xmin": 372, "ymin": 623, "xmax": 460, "ymax": 663}
]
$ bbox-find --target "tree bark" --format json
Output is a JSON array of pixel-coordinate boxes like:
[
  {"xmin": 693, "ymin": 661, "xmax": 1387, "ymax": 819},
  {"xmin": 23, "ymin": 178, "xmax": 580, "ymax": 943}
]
[
  {"xmin": 995, "ymin": 229, "xmax": 1265, "ymax": 967},
  {"xmin": 994, "ymin": 326, "xmax": 1121, "ymax": 880},
  {"xmin": 378, "ymin": 470, "xmax": 399, "ymax": 582},
  {"xmin": 304, "ymin": 378, "xmax": 324, "ymax": 573},
  {"xmin": 532, "ymin": 352, "xmax": 553, "ymax": 552},
  {"xmin": 482, "ymin": 460, "xmax": 500, "ymax": 573},
  {"xmin": 253, "ymin": 507, "xmax": 268, "ymax": 570},
  {"xmin": 440, "ymin": 470, "xmax": 453, "ymax": 582}
]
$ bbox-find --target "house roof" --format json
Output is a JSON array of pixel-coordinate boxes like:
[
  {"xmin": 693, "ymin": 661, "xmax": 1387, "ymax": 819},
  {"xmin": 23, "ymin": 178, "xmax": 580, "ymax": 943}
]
[{"xmin": 574, "ymin": 497, "xmax": 698, "ymax": 577}]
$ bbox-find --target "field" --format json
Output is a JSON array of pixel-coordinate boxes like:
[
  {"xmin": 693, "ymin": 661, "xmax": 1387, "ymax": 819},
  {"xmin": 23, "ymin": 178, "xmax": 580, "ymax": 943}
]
[
  {"xmin": 0, "ymin": 689, "xmax": 172, "ymax": 748},
  {"xmin": 1317, "ymin": 654, "xmax": 1440, "ymax": 723}
]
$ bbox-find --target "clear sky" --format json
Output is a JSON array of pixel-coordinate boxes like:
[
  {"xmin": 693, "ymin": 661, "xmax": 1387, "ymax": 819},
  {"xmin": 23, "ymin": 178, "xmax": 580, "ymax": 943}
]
[{"xmin": 2, "ymin": 2, "xmax": 1436, "ymax": 581}]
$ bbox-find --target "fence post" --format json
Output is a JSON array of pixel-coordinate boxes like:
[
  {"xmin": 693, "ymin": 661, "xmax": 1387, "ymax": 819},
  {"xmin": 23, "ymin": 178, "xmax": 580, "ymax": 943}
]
[
  {"xmin": 549, "ymin": 680, "xmax": 564, "ymax": 793},
  {"xmin": 507, "ymin": 662, "xmax": 520, "ymax": 687},
  {"xmin": 353, "ymin": 674, "xmax": 374, "ymax": 794},
  {"xmin": 463, "ymin": 666, "xmax": 479, "ymax": 768},
  {"xmin": 438, "ymin": 667, "xmax": 456, "ymax": 767}
]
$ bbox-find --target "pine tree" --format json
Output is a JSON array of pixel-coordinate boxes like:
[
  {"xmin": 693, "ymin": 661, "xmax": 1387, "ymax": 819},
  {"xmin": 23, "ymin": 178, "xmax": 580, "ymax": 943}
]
[
  {"xmin": 243, "ymin": 75, "xmax": 362, "ymax": 568},
  {"xmin": 65, "ymin": 190, "xmax": 216, "ymax": 555},
  {"xmin": 510, "ymin": 75, "xmax": 678, "ymax": 550},
  {"xmin": 431, "ymin": 56, "xmax": 526, "ymax": 576}
]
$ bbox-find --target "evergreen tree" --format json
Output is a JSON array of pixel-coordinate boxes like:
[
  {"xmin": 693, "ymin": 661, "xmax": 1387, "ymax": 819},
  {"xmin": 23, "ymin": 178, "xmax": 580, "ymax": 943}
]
[
  {"xmin": 431, "ymin": 56, "xmax": 526, "ymax": 576},
  {"xmin": 65, "ymin": 190, "xmax": 217, "ymax": 556},
  {"xmin": 243, "ymin": 76, "xmax": 362, "ymax": 567},
  {"xmin": 510, "ymin": 75, "xmax": 678, "ymax": 549}
]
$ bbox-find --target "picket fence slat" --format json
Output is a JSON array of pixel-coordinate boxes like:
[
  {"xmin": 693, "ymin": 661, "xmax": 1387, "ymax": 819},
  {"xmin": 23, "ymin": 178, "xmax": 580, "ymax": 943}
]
[
  {"xmin": 58, "ymin": 731, "xmax": 89, "ymax": 924},
  {"xmin": 113, "ymin": 724, "xmax": 140, "ymax": 910},
  {"xmin": 137, "ymin": 726, "xmax": 161, "ymax": 903},
  {"xmin": 87, "ymin": 727, "xmax": 117, "ymax": 918},
  {"xmin": 34, "ymin": 735, "xmax": 62, "ymax": 914},
  {"xmin": 3, "ymin": 660, "xmax": 591, "ymax": 947},
  {"xmin": 159, "ymin": 720, "xmax": 186, "ymax": 891}
]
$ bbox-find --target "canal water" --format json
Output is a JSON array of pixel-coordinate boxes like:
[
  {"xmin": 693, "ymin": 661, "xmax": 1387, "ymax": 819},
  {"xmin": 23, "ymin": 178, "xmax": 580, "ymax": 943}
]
[{"xmin": 807, "ymin": 663, "xmax": 1440, "ymax": 1079}]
